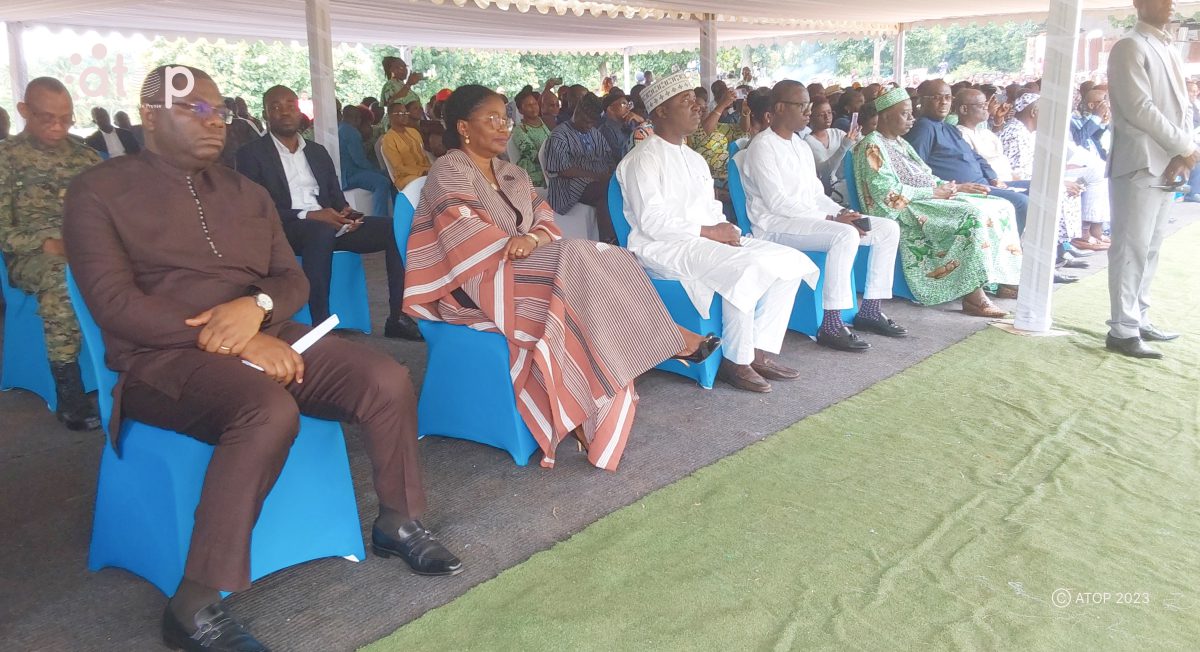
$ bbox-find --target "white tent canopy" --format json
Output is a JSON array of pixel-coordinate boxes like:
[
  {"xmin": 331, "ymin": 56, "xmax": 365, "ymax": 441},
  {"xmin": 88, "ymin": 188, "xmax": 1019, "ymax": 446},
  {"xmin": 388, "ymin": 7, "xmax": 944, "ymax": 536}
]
[{"xmin": 0, "ymin": 1, "xmax": 1166, "ymax": 53}]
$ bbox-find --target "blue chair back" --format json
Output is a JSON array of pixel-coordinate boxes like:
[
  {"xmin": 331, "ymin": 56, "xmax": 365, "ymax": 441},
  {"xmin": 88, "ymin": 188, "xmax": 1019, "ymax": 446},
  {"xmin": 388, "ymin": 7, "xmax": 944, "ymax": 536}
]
[
  {"xmin": 726, "ymin": 156, "xmax": 753, "ymax": 234},
  {"xmin": 66, "ymin": 272, "xmax": 128, "ymax": 438},
  {"xmin": 393, "ymin": 177, "xmax": 426, "ymax": 267},
  {"xmin": 606, "ymin": 176, "xmax": 633, "ymax": 247},
  {"xmin": 843, "ymin": 152, "xmax": 862, "ymax": 212}
]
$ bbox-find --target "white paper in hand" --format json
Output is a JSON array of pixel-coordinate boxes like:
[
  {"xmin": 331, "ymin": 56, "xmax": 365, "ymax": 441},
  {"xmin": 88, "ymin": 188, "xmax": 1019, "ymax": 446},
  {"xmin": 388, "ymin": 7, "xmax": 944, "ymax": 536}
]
[{"xmin": 243, "ymin": 314, "xmax": 340, "ymax": 372}]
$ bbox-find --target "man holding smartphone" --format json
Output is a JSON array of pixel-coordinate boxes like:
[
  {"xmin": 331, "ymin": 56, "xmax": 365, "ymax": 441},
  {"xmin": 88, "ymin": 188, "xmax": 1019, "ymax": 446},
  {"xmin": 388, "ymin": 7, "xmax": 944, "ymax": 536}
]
[
  {"xmin": 237, "ymin": 85, "xmax": 422, "ymax": 340},
  {"xmin": 739, "ymin": 81, "xmax": 908, "ymax": 352}
]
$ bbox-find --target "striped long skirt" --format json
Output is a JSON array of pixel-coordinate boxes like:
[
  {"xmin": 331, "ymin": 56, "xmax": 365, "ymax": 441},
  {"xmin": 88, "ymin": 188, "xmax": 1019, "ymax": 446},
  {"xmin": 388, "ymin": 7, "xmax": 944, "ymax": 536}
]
[{"xmin": 446, "ymin": 239, "xmax": 685, "ymax": 471}]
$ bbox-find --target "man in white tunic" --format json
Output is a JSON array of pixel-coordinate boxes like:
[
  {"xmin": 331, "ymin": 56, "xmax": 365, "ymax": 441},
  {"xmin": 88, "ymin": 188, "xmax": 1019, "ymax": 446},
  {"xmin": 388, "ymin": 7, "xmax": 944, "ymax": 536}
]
[
  {"xmin": 616, "ymin": 72, "xmax": 819, "ymax": 393},
  {"xmin": 740, "ymin": 81, "xmax": 908, "ymax": 352}
]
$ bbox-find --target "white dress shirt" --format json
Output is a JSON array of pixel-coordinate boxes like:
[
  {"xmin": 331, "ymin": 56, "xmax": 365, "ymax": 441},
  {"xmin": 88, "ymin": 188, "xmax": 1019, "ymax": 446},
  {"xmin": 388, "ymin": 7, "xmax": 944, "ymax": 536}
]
[
  {"xmin": 742, "ymin": 128, "xmax": 844, "ymax": 236},
  {"xmin": 271, "ymin": 134, "xmax": 322, "ymax": 219},
  {"xmin": 958, "ymin": 124, "xmax": 1014, "ymax": 181},
  {"xmin": 102, "ymin": 130, "xmax": 126, "ymax": 157}
]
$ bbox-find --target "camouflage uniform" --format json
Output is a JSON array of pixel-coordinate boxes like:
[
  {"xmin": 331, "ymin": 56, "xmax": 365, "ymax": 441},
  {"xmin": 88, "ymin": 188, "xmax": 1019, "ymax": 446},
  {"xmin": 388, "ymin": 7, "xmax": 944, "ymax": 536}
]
[{"xmin": 0, "ymin": 132, "xmax": 101, "ymax": 363}]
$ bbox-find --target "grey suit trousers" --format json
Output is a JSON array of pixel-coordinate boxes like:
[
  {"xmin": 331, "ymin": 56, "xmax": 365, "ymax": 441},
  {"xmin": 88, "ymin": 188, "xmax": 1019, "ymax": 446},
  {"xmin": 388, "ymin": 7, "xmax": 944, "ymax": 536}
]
[{"xmin": 1107, "ymin": 172, "xmax": 1175, "ymax": 338}]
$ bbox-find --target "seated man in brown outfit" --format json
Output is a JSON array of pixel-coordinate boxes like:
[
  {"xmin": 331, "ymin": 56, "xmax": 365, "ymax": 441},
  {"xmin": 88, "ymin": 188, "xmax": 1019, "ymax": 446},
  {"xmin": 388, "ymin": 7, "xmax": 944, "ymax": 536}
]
[{"xmin": 63, "ymin": 64, "xmax": 462, "ymax": 652}]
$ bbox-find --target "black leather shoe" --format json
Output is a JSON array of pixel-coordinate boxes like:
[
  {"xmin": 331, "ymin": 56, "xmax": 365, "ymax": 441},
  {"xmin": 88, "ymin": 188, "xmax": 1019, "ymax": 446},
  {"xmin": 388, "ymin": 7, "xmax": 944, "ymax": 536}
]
[
  {"xmin": 1105, "ymin": 335, "xmax": 1162, "ymax": 359},
  {"xmin": 162, "ymin": 603, "xmax": 268, "ymax": 652},
  {"xmin": 384, "ymin": 314, "xmax": 424, "ymax": 341},
  {"xmin": 1139, "ymin": 324, "xmax": 1180, "ymax": 342},
  {"xmin": 672, "ymin": 333, "xmax": 721, "ymax": 365},
  {"xmin": 372, "ymin": 520, "xmax": 463, "ymax": 576},
  {"xmin": 852, "ymin": 313, "xmax": 908, "ymax": 338},
  {"xmin": 816, "ymin": 326, "xmax": 870, "ymax": 352}
]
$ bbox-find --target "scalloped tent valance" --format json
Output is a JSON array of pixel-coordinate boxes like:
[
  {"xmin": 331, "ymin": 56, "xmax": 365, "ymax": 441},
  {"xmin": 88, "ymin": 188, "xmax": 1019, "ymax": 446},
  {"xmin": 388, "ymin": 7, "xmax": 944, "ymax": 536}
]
[{"xmin": 2, "ymin": 0, "xmax": 1183, "ymax": 54}]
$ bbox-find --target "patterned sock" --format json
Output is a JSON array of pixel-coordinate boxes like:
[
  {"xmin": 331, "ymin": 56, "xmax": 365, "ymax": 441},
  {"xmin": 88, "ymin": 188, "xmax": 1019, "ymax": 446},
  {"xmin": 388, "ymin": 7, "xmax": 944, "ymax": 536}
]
[
  {"xmin": 819, "ymin": 310, "xmax": 846, "ymax": 335},
  {"xmin": 858, "ymin": 299, "xmax": 883, "ymax": 320}
]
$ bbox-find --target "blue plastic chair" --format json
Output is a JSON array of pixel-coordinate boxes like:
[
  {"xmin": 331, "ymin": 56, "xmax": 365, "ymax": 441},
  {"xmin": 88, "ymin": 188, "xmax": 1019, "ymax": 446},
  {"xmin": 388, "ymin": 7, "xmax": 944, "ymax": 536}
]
[
  {"xmin": 726, "ymin": 157, "xmax": 858, "ymax": 337},
  {"xmin": 0, "ymin": 252, "xmax": 95, "ymax": 409},
  {"xmin": 843, "ymin": 152, "xmax": 916, "ymax": 302},
  {"xmin": 607, "ymin": 177, "xmax": 722, "ymax": 389},
  {"xmin": 292, "ymin": 251, "xmax": 373, "ymax": 333},
  {"xmin": 66, "ymin": 272, "xmax": 365, "ymax": 597},
  {"xmin": 392, "ymin": 178, "xmax": 539, "ymax": 465}
]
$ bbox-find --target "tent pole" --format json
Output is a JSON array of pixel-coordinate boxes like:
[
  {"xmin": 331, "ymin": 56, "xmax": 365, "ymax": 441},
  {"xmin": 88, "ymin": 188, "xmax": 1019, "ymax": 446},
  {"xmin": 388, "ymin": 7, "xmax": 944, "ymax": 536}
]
[
  {"xmin": 7, "ymin": 22, "xmax": 29, "ymax": 131},
  {"xmin": 873, "ymin": 36, "xmax": 883, "ymax": 79},
  {"xmin": 1013, "ymin": 0, "xmax": 1083, "ymax": 333},
  {"xmin": 893, "ymin": 24, "xmax": 906, "ymax": 86},
  {"xmin": 305, "ymin": 0, "xmax": 340, "ymax": 175},
  {"xmin": 623, "ymin": 48, "xmax": 631, "ymax": 92},
  {"xmin": 699, "ymin": 14, "xmax": 717, "ymax": 96}
]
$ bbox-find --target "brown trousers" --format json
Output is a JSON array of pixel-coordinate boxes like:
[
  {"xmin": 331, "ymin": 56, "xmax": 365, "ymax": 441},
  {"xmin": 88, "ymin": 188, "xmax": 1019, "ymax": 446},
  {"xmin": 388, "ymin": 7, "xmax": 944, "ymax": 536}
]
[{"xmin": 122, "ymin": 322, "xmax": 425, "ymax": 591}]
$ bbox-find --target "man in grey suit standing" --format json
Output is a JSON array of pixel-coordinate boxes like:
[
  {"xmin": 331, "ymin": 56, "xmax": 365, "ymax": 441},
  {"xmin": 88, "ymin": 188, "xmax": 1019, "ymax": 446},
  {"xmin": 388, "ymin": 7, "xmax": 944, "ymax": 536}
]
[{"xmin": 1105, "ymin": 0, "xmax": 1191, "ymax": 359}]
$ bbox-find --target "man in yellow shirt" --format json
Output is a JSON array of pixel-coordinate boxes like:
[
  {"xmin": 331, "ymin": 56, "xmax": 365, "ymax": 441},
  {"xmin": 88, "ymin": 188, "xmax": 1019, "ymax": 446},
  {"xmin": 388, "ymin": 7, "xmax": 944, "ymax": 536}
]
[{"xmin": 379, "ymin": 100, "xmax": 431, "ymax": 191}]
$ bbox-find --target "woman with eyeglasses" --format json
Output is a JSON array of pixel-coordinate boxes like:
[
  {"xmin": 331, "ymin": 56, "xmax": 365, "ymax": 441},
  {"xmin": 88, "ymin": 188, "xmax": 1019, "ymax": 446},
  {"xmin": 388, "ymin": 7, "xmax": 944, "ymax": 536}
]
[
  {"xmin": 852, "ymin": 88, "xmax": 1022, "ymax": 318},
  {"xmin": 804, "ymin": 96, "xmax": 860, "ymax": 195},
  {"xmin": 403, "ymin": 85, "xmax": 720, "ymax": 472}
]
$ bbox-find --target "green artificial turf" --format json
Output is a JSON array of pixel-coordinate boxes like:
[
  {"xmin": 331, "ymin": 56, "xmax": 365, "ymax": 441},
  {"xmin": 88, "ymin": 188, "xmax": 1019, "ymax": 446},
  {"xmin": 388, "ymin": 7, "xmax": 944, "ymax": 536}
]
[{"xmin": 365, "ymin": 224, "xmax": 1200, "ymax": 651}]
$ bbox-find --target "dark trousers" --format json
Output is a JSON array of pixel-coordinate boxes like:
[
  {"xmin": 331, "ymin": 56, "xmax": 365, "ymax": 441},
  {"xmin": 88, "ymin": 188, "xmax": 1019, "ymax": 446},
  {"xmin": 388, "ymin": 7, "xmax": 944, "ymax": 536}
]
[
  {"xmin": 990, "ymin": 185, "xmax": 1030, "ymax": 233},
  {"xmin": 283, "ymin": 215, "xmax": 404, "ymax": 323},
  {"xmin": 579, "ymin": 178, "xmax": 618, "ymax": 244},
  {"xmin": 121, "ymin": 322, "xmax": 425, "ymax": 591}
]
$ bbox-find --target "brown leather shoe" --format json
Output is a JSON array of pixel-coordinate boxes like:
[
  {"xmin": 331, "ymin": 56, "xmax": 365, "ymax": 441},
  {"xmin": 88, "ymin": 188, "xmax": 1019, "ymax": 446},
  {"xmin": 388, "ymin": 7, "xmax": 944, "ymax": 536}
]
[
  {"xmin": 961, "ymin": 294, "xmax": 1007, "ymax": 318},
  {"xmin": 717, "ymin": 359, "xmax": 772, "ymax": 393},
  {"xmin": 1070, "ymin": 236, "xmax": 1110, "ymax": 251},
  {"xmin": 751, "ymin": 352, "xmax": 801, "ymax": 380}
]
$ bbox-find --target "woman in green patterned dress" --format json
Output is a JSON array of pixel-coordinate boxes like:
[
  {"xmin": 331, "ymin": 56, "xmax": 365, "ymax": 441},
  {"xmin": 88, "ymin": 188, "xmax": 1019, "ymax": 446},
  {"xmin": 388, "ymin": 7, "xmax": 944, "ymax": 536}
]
[
  {"xmin": 852, "ymin": 88, "xmax": 1022, "ymax": 317},
  {"xmin": 510, "ymin": 87, "xmax": 552, "ymax": 187}
]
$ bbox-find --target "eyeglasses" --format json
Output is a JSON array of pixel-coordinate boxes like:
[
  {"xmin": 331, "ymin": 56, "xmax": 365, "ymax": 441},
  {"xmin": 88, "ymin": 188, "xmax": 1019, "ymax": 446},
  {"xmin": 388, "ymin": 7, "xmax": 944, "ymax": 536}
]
[
  {"xmin": 27, "ymin": 110, "xmax": 75, "ymax": 128},
  {"xmin": 142, "ymin": 100, "xmax": 234, "ymax": 124},
  {"xmin": 777, "ymin": 100, "xmax": 812, "ymax": 113},
  {"xmin": 475, "ymin": 114, "xmax": 514, "ymax": 131}
]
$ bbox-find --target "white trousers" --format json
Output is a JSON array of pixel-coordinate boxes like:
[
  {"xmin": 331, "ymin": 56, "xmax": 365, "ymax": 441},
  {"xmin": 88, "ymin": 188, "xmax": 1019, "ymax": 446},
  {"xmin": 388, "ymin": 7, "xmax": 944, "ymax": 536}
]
[
  {"xmin": 759, "ymin": 216, "xmax": 899, "ymax": 310},
  {"xmin": 721, "ymin": 276, "xmax": 803, "ymax": 365},
  {"xmin": 1074, "ymin": 163, "xmax": 1110, "ymax": 225},
  {"xmin": 1107, "ymin": 172, "xmax": 1174, "ymax": 338}
]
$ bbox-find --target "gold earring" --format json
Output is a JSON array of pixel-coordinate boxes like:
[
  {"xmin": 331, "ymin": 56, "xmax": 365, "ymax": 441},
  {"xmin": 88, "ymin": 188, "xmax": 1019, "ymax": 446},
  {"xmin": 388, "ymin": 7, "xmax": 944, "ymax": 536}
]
[{"xmin": 465, "ymin": 134, "xmax": 470, "ymax": 144}]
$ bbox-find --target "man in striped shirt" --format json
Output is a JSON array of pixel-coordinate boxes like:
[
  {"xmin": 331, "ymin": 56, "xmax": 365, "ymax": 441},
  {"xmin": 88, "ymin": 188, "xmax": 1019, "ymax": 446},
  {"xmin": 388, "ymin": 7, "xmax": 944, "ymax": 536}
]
[{"xmin": 545, "ymin": 92, "xmax": 616, "ymax": 242}]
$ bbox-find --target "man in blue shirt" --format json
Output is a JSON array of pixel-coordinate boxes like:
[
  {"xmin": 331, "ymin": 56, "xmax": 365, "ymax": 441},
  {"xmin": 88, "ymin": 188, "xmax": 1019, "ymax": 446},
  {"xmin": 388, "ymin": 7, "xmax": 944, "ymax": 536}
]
[
  {"xmin": 905, "ymin": 79, "xmax": 1030, "ymax": 231},
  {"xmin": 337, "ymin": 105, "xmax": 392, "ymax": 217}
]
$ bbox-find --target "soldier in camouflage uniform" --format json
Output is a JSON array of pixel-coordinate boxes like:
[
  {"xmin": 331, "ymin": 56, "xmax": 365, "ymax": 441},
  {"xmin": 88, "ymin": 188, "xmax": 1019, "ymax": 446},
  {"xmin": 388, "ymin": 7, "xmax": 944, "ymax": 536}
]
[{"xmin": 0, "ymin": 77, "xmax": 102, "ymax": 430}]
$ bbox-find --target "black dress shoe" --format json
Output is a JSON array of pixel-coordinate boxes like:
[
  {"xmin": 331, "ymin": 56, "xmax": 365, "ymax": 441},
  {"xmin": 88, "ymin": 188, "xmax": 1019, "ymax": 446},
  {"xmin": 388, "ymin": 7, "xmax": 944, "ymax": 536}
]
[
  {"xmin": 1139, "ymin": 324, "xmax": 1180, "ymax": 342},
  {"xmin": 1105, "ymin": 335, "xmax": 1162, "ymax": 359},
  {"xmin": 852, "ymin": 313, "xmax": 908, "ymax": 338},
  {"xmin": 816, "ymin": 326, "xmax": 870, "ymax": 352},
  {"xmin": 372, "ymin": 520, "xmax": 463, "ymax": 576},
  {"xmin": 162, "ymin": 603, "xmax": 268, "ymax": 652},
  {"xmin": 384, "ymin": 314, "xmax": 424, "ymax": 341},
  {"xmin": 672, "ymin": 333, "xmax": 721, "ymax": 364}
]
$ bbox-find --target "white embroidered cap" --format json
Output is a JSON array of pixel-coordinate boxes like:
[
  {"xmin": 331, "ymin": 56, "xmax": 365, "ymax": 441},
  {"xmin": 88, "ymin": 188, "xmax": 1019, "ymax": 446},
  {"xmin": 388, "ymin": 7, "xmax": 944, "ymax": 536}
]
[{"xmin": 642, "ymin": 71, "xmax": 700, "ymax": 115}]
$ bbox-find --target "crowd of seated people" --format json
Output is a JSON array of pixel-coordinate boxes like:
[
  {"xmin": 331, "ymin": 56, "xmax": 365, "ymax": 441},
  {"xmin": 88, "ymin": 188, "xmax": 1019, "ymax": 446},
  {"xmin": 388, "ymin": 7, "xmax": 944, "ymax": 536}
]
[{"xmin": 8, "ymin": 57, "xmax": 1196, "ymax": 652}]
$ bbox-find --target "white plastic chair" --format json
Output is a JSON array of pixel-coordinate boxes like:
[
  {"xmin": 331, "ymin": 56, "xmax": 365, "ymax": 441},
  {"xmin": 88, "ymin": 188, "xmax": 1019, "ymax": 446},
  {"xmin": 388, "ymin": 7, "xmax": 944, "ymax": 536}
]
[
  {"xmin": 375, "ymin": 137, "xmax": 395, "ymax": 181},
  {"xmin": 344, "ymin": 188, "xmax": 374, "ymax": 214}
]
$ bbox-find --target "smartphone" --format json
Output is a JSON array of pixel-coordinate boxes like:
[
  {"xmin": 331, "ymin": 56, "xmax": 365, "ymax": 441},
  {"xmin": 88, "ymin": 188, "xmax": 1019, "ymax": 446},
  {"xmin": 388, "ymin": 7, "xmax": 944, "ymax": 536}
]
[
  {"xmin": 851, "ymin": 217, "xmax": 872, "ymax": 232},
  {"xmin": 736, "ymin": 87, "xmax": 747, "ymax": 100},
  {"xmin": 848, "ymin": 111, "xmax": 859, "ymax": 134}
]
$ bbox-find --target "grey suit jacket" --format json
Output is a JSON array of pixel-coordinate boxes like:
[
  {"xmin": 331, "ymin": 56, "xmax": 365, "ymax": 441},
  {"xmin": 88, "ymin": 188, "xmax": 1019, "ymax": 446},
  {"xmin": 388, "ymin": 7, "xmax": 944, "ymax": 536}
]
[{"xmin": 1107, "ymin": 21, "xmax": 1194, "ymax": 179}]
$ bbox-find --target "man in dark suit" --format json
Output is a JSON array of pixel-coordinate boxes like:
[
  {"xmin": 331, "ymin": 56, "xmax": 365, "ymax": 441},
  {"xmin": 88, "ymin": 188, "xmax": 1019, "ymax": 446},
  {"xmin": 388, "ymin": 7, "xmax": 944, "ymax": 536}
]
[
  {"xmin": 236, "ymin": 85, "xmax": 421, "ymax": 340},
  {"xmin": 84, "ymin": 107, "xmax": 141, "ymax": 158}
]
